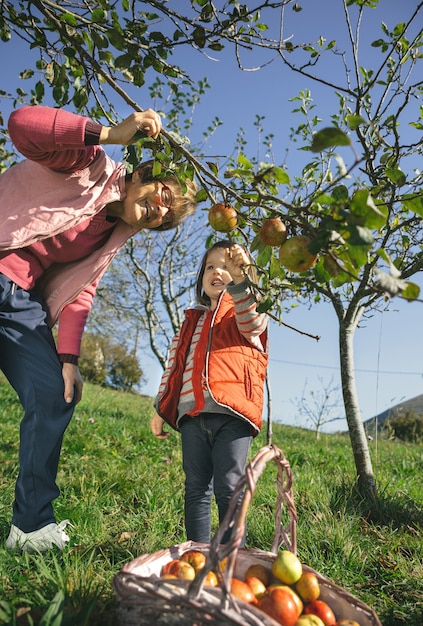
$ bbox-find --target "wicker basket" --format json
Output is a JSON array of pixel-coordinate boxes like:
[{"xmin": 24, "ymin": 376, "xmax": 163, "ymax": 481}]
[{"xmin": 113, "ymin": 444, "xmax": 382, "ymax": 626}]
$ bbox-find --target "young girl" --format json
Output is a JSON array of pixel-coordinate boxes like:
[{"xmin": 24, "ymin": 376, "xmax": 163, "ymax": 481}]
[{"xmin": 151, "ymin": 240, "xmax": 269, "ymax": 544}]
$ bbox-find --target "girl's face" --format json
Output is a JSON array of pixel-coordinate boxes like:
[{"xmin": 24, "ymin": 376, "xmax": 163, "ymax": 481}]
[{"xmin": 202, "ymin": 247, "xmax": 232, "ymax": 309}]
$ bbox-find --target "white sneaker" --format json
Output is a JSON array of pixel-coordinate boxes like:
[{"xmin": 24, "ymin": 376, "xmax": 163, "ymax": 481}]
[{"xmin": 6, "ymin": 520, "xmax": 70, "ymax": 553}]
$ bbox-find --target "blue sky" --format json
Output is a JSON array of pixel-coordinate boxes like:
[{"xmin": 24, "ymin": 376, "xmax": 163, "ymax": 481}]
[{"xmin": 1, "ymin": 0, "xmax": 422, "ymax": 432}]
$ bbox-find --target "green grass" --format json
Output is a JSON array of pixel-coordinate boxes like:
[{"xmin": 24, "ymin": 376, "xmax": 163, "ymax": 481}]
[{"xmin": 0, "ymin": 377, "xmax": 422, "ymax": 625}]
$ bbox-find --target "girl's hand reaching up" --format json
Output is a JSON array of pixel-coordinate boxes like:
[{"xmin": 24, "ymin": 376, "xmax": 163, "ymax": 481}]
[{"xmin": 225, "ymin": 245, "xmax": 250, "ymax": 284}]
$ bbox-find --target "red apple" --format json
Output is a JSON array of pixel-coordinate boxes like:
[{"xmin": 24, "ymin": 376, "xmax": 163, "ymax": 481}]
[
  {"xmin": 257, "ymin": 593, "xmax": 277, "ymax": 620},
  {"xmin": 304, "ymin": 599, "xmax": 336, "ymax": 626},
  {"xmin": 230, "ymin": 577, "xmax": 257, "ymax": 604},
  {"xmin": 244, "ymin": 562, "xmax": 271, "ymax": 586},
  {"xmin": 208, "ymin": 202, "xmax": 238, "ymax": 232},
  {"xmin": 259, "ymin": 218, "xmax": 288, "ymax": 246},
  {"xmin": 267, "ymin": 584, "xmax": 303, "ymax": 617},
  {"xmin": 271, "ymin": 549, "xmax": 303, "ymax": 585},
  {"xmin": 161, "ymin": 559, "xmax": 180, "ymax": 576},
  {"xmin": 162, "ymin": 559, "xmax": 196, "ymax": 580},
  {"xmin": 278, "ymin": 235, "xmax": 318, "ymax": 272},
  {"xmin": 180, "ymin": 549, "xmax": 207, "ymax": 572},
  {"xmin": 295, "ymin": 572, "xmax": 321, "ymax": 602},
  {"xmin": 267, "ymin": 586, "xmax": 299, "ymax": 626}
]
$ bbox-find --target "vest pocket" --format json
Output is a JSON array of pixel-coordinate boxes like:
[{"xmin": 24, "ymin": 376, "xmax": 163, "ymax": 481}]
[{"xmin": 244, "ymin": 363, "xmax": 253, "ymax": 400}]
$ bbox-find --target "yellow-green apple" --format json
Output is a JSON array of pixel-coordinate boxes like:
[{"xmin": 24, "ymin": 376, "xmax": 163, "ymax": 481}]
[
  {"xmin": 180, "ymin": 549, "xmax": 207, "ymax": 572},
  {"xmin": 304, "ymin": 599, "xmax": 336, "ymax": 626},
  {"xmin": 278, "ymin": 235, "xmax": 317, "ymax": 272},
  {"xmin": 271, "ymin": 549, "xmax": 303, "ymax": 585},
  {"xmin": 259, "ymin": 218, "xmax": 288, "ymax": 246},
  {"xmin": 296, "ymin": 616, "xmax": 326, "ymax": 626},
  {"xmin": 208, "ymin": 202, "xmax": 238, "ymax": 232},
  {"xmin": 334, "ymin": 621, "xmax": 361, "ymax": 626},
  {"xmin": 295, "ymin": 572, "xmax": 321, "ymax": 602}
]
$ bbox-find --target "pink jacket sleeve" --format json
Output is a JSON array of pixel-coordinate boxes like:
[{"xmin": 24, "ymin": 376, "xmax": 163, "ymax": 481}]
[
  {"xmin": 8, "ymin": 105, "xmax": 100, "ymax": 172},
  {"xmin": 8, "ymin": 106, "xmax": 107, "ymax": 356},
  {"xmin": 57, "ymin": 280, "xmax": 100, "ymax": 357}
]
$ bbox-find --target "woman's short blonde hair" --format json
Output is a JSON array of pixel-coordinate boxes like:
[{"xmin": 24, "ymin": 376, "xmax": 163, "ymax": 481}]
[{"xmin": 136, "ymin": 161, "xmax": 197, "ymax": 231}]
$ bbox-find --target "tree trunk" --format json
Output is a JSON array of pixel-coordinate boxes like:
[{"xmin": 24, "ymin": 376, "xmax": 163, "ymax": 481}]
[{"xmin": 339, "ymin": 315, "xmax": 377, "ymax": 500}]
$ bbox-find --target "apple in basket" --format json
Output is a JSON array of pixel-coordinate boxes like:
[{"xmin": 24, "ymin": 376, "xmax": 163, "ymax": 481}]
[
  {"xmin": 180, "ymin": 549, "xmax": 207, "ymax": 573},
  {"xmin": 258, "ymin": 586, "xmax": 299, "ymax": 626},
  {"xmin": 267, "ymin": 584, "xmax": 303, "ymax": 616},
  {"xmin": 296, "ymin": 616, "xmax": 326, "ymax": 626},
  {"xmin": 244, "ymin": 562, "xmax": 271, "ymax": 586},
  {"xmin": 203, "ymin": 570, "xmax": 219, "ymax": 587},
  {"xmin": 334, "ymin": 622, "xmax": 361, "ymax": 626},
  {"xmin": 304, "ymin": 599, "xmax": 336, "ymax": 626},
  {"xmin": 160, "ymin": 559, "xmax": 196, "ymax": 580},
  {"xmin": 245, "ymin": 575, "xmax": 267, "ymax": 599},
  {"xmin": 295, "ymin": 571, "xmax": 321, "ymax": 602},
  {"xmin": 229, "ymin": 578, "xmax": 257, "ymax": 604},
  {"xmin": 271, "ymin": 549, "xmax": 303, "ymax": 585}
]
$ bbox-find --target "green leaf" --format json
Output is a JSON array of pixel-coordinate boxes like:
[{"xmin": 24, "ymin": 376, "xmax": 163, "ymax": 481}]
[
  {"xmin": 349, "ymin": 189, "xmax": 388, "ymax": 229},
  {"xmin": 152, "ymin": 160, "xmax": 162, "ymax": 177},
  {"xmin": 272, "ymin": 166, "xmax": 290, "ymax": 185},
  {"xmin": 195, "ymin": 189, "xmax": 209, "ymax": 203},
  {"xmin": 256, "ymin": 244, "xmax": 272, "ymax": 267},
  {"xmin": 385, "ymin": 167, "xmax": 406, "ymax": 187},
  {"xmin": 343, "ymin": 224, "xmax": 374, "ymax": 247},
  {"xmin": 401, "ymin": 282, "xmax": 420, "ymax": 301},
  {"xmin": 256, "ymin": 297, "xmax": 273, "ymax": 313},
  {"xmin": 237, "ymin": 153, "xmax": 253, "ymax": 168},
  {"xmin": 311, "ymin": 127, "xmax": 351, "ymax": 152},
  {"xmin": 60, "ymin": 13, "xmax": 78, "ymax": 26},
  {"xmin": 91, "ymin": 9, "xmax": 108, "ymax": 23},
  {"xmin": 402, "ymin": 195, "xmax": 423, "ymax": 217},
  {"xmin": 193, "ymin": 26, "xmax": 206, "ymax": 48},
  {"xmin": 346, "ymin": 114, "xmax": 367, "ymax": 130}
]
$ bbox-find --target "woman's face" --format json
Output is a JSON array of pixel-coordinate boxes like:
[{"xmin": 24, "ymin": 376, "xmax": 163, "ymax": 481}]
[
  {"xmin": 202, "ymin": 247, "xmax": 232, "ymax": 309},
  {"xmin": 121, "ymin": 172, "xmax": 173, "ymax": 229}
]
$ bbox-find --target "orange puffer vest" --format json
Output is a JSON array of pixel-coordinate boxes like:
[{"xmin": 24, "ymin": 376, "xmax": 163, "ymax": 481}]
[{"xmin": 156, "ymin": 292, "xmax": 268, "ymax": 436}]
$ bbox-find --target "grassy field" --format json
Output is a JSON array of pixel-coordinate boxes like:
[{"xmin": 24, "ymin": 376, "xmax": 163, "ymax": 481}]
[{"xmin": 0, "ymin": 377, "xmax": 422, "ymax": 625}]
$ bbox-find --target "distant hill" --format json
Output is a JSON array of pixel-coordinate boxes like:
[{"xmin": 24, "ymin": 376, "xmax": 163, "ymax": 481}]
[{"xmin": 363, "ymin": 393, "xmax": 423, "ymax": 434}]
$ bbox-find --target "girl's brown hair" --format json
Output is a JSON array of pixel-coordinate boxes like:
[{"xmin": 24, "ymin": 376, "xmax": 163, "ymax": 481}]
[
  {"xmin": 136, "ymin": 161, "xmax": 197, "ymax": 231},
  {"xmin": 195, "ymin": 239, "xmax": 258, "ymax": 307}
]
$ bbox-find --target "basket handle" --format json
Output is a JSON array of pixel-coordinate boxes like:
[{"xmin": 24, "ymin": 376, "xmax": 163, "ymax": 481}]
[{"xmin": 188, "ymin": 444, "xmax": 297, "ymax": 599}]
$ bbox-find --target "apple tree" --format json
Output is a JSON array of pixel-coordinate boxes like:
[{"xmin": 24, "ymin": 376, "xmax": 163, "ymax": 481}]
[{"xmin": 1, "ymin": 0, "xmax": 423, "ymax": 499}]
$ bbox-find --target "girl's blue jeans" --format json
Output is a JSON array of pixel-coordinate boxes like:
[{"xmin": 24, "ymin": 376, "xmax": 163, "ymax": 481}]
[
  {"xmin": 0, "ymin": 274, "xmax": 75, "ymax": 532},
  {"xmin": 180, "ymin": 412, "xmax": 252, "ymax": 544}
]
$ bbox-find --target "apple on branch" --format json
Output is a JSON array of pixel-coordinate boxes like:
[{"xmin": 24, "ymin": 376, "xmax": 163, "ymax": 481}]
[
  {"xmin": 208, "ymin": 202, "xmax": 238, "ymax": 233},
  {"xmin": 259, "ymin": 217, "xmax": 288, "ymax": 246},
  {"xmin": 278, "ymin": 235, "xmax": 318, "ymax": 273}
]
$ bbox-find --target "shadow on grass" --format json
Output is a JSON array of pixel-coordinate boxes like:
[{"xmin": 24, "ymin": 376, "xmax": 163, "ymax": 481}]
[{"xmin": 330, "ymin": 480, "xmax": 423, "ymax": 531}]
